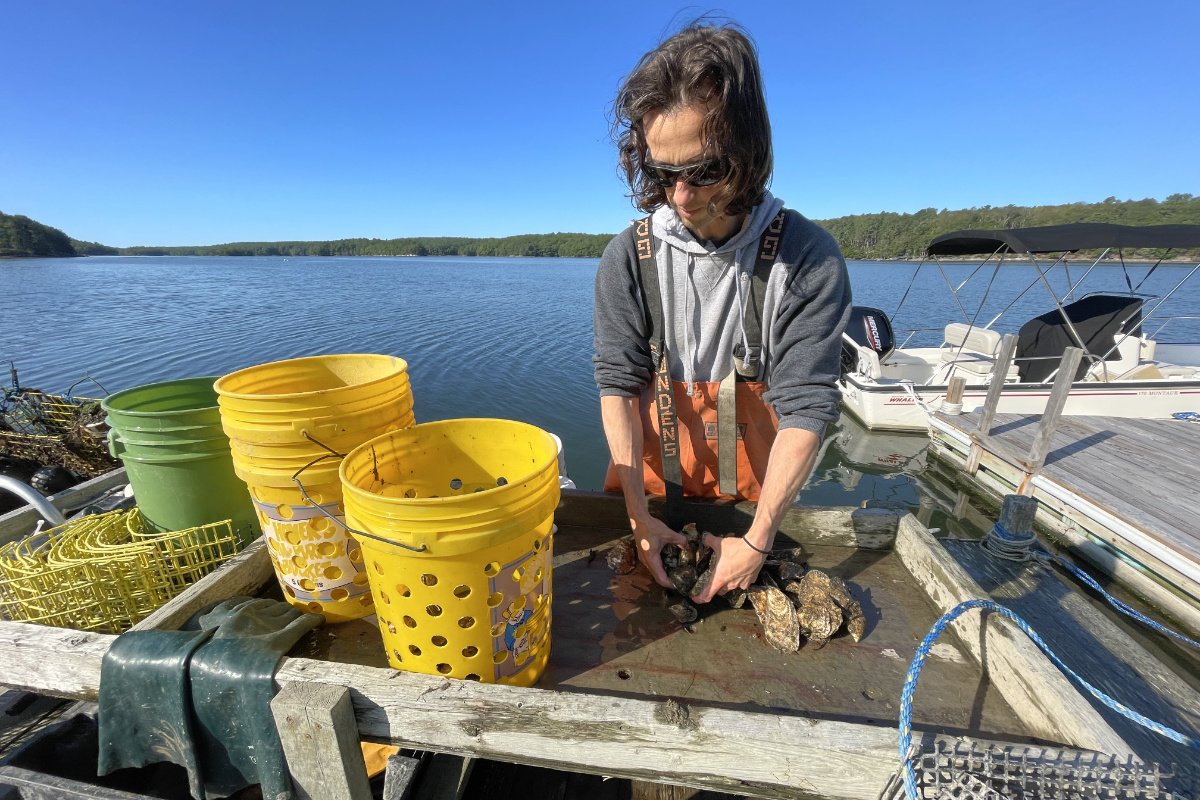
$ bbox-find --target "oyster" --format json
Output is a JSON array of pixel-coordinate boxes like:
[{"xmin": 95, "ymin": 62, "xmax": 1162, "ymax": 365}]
[
  {"xmin": 748, "ymin": 586, "xmax": 800, "ymax": 652},
  {"xmin": 663, "ymin": 523, "xmax": 714, "ymax": 598},
  {"xmin": 844, "ymin": 601, "xmax": 866, "ymax": 642},
  {"xmin": 606, "ymin": 536, "xmax": 637, "ymax": 575},
  {"xmin": 796, "ymin": 596, "xmax": 843, "ymax": 647},
  {"xmin": 784, "ymin": 569, "xmax": 865, "ymax": 646},
  {"xmin": 667, "ymin": 599, "xmax": 699, "ymax": 624}
]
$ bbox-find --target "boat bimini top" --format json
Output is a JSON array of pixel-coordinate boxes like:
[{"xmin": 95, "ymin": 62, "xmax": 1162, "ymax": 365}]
[
  {"xmin": 875, "ymin": 223, "xmax": 1200, "ymax": 384},
  {"xmin": 927, "ymin": 223, "xmax": 1200, "ymax": 256}
]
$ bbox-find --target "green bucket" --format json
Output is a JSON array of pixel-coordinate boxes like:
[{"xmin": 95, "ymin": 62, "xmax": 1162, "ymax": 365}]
[{"xmin": 102, "ymin": 377, "xmax": 260, "ymax": 545}]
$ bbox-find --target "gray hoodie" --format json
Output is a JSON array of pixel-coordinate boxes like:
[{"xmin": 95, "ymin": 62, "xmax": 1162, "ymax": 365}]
[{"xmin": 593, "ymin": 192, "xmax": 852, "ymax": 435}]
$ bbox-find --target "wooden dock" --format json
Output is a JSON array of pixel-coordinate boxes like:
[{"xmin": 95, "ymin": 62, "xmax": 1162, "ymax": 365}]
[
  {"xmin": 929, "ymin": 406, "xmax": 1200, "ymax": 638},
  {"xmin": 7, "ymin": 492, "xmax": 1198, "ymax": 798}
]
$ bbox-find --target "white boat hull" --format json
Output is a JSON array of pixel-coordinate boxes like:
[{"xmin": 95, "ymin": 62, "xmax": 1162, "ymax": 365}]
[{"xmin": 841, "ymin": 374, "xmax": 1200, "ymax": 432}]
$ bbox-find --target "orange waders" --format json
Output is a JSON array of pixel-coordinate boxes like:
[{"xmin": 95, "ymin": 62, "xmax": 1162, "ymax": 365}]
[{"xmin": 604, "ymin": 213, "xmax": 787, "ymax": 517}]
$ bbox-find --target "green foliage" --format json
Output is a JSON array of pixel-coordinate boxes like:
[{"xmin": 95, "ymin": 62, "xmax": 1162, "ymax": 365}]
[
  {"xmin": 120, "ymin": 232, "xmax": 615, "ymax": 258},
  {"xmin": 817, "ymin": 194, "xmax": 1200, "ymax": 260},
  {"xmin": 70, "ymin": 239, "xmax": 120, "ymax": 256},
  {"xmin": 7, "ymin": 195, "xmax": 1198, "ymax": 261},
  {"xmin": 0, "ymin": 212, "xmax": 77, "ymax": 257}
]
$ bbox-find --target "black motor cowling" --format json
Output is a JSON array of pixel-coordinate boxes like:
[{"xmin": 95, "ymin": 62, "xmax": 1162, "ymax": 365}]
[{"xmin": 840, "ymin": 306, "xmax": 896, "ymax": 374}]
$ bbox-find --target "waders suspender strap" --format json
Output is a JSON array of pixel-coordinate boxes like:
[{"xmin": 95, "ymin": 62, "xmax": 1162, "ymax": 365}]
[
  {"xmin": 633, "ymin": 217, "xmax": 684, "ymax": 522},
  {"xmin": 717, "ymin": 210, "xmax": 787, "ymax": 496},
  {"xmin": 635, "ymin": 210, "xmax": 788, "ymax": 506}
]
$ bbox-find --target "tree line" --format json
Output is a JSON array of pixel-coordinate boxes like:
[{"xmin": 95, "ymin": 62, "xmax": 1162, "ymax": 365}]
[
  {"xmin": 120, "ymin": 232, "xmax": 613, "ymax": 258},
  {"xmin": 820, "ymin": 194, "xmax": 1200, "ymax": 260},
  {"xmin": 4, "ymin": 194, "xmax": 1198, "ymax": 260}
]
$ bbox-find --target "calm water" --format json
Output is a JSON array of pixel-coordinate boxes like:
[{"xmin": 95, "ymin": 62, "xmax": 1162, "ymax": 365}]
[{"xmin": 3, "ymin": 254, "xmax": 1199, "ymax": 516}]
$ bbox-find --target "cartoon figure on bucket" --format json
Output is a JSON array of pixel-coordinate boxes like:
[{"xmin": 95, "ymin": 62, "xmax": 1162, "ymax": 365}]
[
  {"xmin": 502, "ymin": 596, "xmax": 535, "ymax": 667},
  {"xmin": 594, "ymin": 20, "xmax": 852, "ymax": 599}
]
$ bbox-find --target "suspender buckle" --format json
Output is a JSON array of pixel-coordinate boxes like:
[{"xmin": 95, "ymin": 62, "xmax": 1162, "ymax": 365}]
[{"xmin": 733, "ymin": 343, "xmax": 761, "ymax": 378}]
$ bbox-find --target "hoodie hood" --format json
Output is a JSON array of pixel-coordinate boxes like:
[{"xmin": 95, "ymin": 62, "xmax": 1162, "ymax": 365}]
[
  {"xmin": 645, "ymin": 192, "xmax": 786, "ymax": 393},
  {"xmin": 650, "ymin": 191, "xmax": 785, "ymax": 254}
]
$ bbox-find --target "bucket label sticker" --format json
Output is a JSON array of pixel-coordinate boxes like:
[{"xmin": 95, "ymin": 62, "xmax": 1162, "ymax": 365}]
[
  {"xmin": 259, "ymin": 516, "xmax": 370, "ymax": 604},
  {"xmin": 489, "ymin": 543, "xmax": 551, "ymax": 681}
]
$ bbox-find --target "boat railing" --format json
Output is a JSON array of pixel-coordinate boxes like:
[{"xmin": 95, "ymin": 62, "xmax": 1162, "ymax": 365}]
[
  {"xmin": 1147, "ymin": 314, "xmax": 1200, "ymax": 342},
  {"xmin": 895, "ymin": 326, "xmax": 949, "ymax": 349}
]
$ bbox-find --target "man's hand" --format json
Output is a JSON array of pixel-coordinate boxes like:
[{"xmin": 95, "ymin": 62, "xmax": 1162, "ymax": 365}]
[
  {"xmin": 691, "ymin": 533, "xmax": 767, "ymax": 604},
  {"xmin": 631, "ymin": 513, "xmax": 689, "ymax": 588}
]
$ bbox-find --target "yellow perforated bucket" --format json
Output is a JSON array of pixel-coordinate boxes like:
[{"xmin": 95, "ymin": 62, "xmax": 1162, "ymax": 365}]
[
  {"xmin": 214, "ymin": 354, "xmax": 414, "ymax": 623},
  {"xmin": 340, "ymin": 419, "xmax": 559, "ymax": 686}
]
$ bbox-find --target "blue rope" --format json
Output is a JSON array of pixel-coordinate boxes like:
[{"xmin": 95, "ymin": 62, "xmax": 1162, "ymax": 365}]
[
  {"xmin": 898, "ymin": 598, "xmax": 1199, "ymax": 800},
  {"xmin": 1048, "ymin": 554, "xmax": 1200, "ymax": 651},
  {"xmin": 984, "ymin": 522, "xmax": 1037, "ymax": 561}
]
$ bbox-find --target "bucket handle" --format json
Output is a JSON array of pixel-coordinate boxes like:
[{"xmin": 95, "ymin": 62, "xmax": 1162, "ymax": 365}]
[
  {"xmin": 107, "ymin": 428, "xmax": 125, "ymax": 458},
  {"xmin": 290, "ymin": 431, "xmax": 427, "ymax": 553}
]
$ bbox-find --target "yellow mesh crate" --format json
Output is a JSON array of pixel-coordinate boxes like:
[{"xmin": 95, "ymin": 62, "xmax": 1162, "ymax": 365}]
[{"xmin": 0, "ymin": 509, "xmax": 244, "ymax": 633}]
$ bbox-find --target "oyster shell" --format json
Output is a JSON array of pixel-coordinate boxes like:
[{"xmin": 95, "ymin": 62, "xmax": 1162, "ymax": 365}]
[
  {"xmin": 796, "ymin": 596, "xmax": 843, "ymax": 647},
  {"xmin": 667, "ymin": 599, "xmax": 699, "ymax": 624},
  {"xmin": 748, "ymin": 586, "xmax": 800, "ymax": 652},
  {"xmin": 844, "ymin": 600, "xmax": 866, "ymax": 642},
  {"xmin": 606, "ymin": 537, "xmax": 637, "ymax": 575}
]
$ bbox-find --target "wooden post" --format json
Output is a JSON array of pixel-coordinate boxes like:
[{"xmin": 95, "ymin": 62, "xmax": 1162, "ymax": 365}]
[
  {"xmin": 943, "ymin": 376, "xmax": 966, "ymax": 414},
  {"xmin": 966, "ymin": 333, "xmax": 1018, "ymax": 474},
  {"xmin": 271, "ymin": 683, "xmax": 373, "ymax": 800},
  {"xmin": 996, "ymin": 495, "xmax": 1038, "ymax": 537},
  {"xmin": 1025, "ymin": 347, "xmax": 1083, "ymax": 475},
  {"xmin": 382, "ymin": 754, "xmax": 423, "ymax": 800}
]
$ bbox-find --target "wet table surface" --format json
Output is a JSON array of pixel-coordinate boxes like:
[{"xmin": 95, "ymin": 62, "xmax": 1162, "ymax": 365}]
[{"xmin": 293, "ymin": 523, "xmax": 1031, "ymax": 742}]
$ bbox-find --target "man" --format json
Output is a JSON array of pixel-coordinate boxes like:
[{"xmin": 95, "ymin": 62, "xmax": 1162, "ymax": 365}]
[{"xmin": 592, "ymin": 22, "xmax": 852, "ymax": 604}]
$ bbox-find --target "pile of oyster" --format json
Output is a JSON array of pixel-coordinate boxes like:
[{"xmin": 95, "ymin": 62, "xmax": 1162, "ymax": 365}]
[{"xmin": 608, "ymin": 523, "xmax": 865, "ymax": 652}]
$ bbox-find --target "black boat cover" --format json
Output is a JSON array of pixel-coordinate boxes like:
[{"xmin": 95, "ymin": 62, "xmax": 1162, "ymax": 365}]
[
  {"xmin": 1015, "ymin": 294, "xmax": 1143, "ymax": 382},
  {"xmin": 928, "ymin": 223, "xmax": 1200, "ymax": 256}
]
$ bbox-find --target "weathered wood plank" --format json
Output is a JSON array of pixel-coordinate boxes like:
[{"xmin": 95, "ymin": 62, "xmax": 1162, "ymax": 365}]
[
  {"xmin": 271, "ymin": 682, "xmax": 373, "ymax": 800},
  {"xmin": 1026, "ymin": 348, "xmax": 1084, "ymax": 470},
  {"xmin": 930, "ymin": 414, "xmax": 1200, "ymax": 601},
  {"xmin": 0, "ymin": 622, "xmax": 110, "ymax": 700},
  {"xmin": 976, "ymin": 334, "xmax": 1019, "ymax": 436},
  {"xmin": 382, "ymin": 754, "xmax": 423, "ymax": 800},
  {"xmin": 0, "ymin": 619, "xmax": 908, "ymax": 800},
  {"xmin": 929, "ymin": 430, "xmax": 1200, "ymax": 636},
  {"xmin": 945, "ymin": 540, "xmax": 1200, "ymax": 768},
  {"xmin": 893, "ymin": 514, "xmax": 1132, "ymax": 756},
  {"xmin": 274, "ymin": 657, "xmax": 908, "ymax": 800},
  {"xmin": 555, "ymin": 490, "xmax": 899, "ymax": 549}
]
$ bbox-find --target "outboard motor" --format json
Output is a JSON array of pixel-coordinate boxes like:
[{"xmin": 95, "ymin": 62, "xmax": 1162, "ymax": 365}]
[{"xmin": 840, "ymin": 306, "xmax": 896, "ymax": 374}]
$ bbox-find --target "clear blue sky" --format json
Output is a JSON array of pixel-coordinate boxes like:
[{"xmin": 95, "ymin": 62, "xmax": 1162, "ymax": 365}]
[{"xmin": 3, "ymin": 1, "xmax": 1197, "ymax": 247}]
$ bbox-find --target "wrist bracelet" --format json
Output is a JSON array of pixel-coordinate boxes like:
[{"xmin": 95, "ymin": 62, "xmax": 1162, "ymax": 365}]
[{"xmin": 742, "ymin": 536, "xmax": 772, "ymax": 555}]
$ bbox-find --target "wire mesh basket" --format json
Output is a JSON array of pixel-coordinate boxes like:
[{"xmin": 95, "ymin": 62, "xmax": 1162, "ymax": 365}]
[
  {"xmin": 0, "ymin": 386, "xmax": 115, "ymax": 477},
  {"xmin": 0, "ymin": 508, "xmax": 244, "ymax": 633}
]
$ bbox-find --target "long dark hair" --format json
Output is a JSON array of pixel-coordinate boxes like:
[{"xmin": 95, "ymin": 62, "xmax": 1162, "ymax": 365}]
[{"xmin": 612, "ymin": 22, "xmax": 773, "ymax": 216}]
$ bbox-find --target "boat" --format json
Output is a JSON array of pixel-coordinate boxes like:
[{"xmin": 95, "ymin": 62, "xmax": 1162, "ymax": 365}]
[{"xmin": 839, "ymin": 223, "xmax": 1200, "ymax": 431}]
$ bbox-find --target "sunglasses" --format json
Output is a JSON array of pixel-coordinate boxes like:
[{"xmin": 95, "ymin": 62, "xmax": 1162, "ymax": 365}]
[{"xmin": 640, "ymin": 158, "xmax": 726, "ymax": 189}]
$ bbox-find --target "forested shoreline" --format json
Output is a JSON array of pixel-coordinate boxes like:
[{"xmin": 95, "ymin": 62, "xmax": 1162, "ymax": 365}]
[{"xmin": 4, "ymin": 194, "xmax": 1198, "ymax": 260}]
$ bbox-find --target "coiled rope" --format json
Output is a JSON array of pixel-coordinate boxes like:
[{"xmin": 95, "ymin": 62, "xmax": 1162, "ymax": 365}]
[
  {"xmin": 898, "ymin": 598, "xmax": 1200, "ymax": 799},
  {"xmin": 982, "ymin": 521, "xmax": 1037, "ymax": 561}
]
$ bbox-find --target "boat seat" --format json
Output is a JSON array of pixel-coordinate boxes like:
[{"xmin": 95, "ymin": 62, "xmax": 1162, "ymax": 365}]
[
  {"xmin": 943, "ymin": 323, "xmax": 1003, "ymax": 356},
  {"xmin": 1105, "ymin": 363, "xmax": 1164, "ymax": 381},
  {"xmin": 1083, "ymin": 334, "xmax": 1144, "ymax": 381}
]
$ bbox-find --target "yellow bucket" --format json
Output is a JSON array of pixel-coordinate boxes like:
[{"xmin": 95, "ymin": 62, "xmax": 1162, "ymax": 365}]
[
  {"xmin": 214, "ymin": 354, "xmax": 414, "ymax": 623},
  {"xmin": 340, "ymin": 419, "xmax": 559, "ymax": 686}
]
